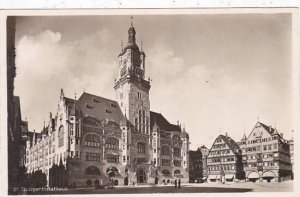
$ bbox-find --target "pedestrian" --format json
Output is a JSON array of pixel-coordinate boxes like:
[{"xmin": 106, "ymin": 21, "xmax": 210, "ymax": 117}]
[
  {"xmin": 178, "ymin": 179, "xmax": 181, "ymax": 189},
  {"xmin": 175, "ymin": 179, "xmax": 177, "ymax": 189}
]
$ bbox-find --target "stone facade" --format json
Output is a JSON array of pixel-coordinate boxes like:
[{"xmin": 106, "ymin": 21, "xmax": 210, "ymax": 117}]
[{"xmin": 24, "ymin": 21, "xmax": 189, "ymax": 188}]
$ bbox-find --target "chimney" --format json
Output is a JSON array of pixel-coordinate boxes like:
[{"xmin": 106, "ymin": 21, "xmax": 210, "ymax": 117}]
[
  {"xmin": 269, "ymin": 125, "xmax": 272, "ymax": 133},
  {"xmin": 225, "ymin": 132, "xmax": 228, "ymax": 137}
]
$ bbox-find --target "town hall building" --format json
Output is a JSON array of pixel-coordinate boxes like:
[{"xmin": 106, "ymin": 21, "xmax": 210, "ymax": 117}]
[{"xmin": 24, "ymin": 20, "xmax": 189, "ymax": 187}]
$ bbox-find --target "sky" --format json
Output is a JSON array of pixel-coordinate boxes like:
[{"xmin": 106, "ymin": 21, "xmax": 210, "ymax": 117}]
[{"xmin": 14, "ymin": 14, "xmax": 294, "ymax": 149}]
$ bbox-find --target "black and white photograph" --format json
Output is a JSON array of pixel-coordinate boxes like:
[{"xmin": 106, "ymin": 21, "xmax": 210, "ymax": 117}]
[{"xmin": 1, "ymin": 7, "xmax": 298, "ymax": 195}]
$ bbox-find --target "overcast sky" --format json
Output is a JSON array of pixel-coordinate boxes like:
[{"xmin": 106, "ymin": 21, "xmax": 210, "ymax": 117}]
[{"xmin": 14, "ymin": 14, "xmax": 294, "ymax": 149}]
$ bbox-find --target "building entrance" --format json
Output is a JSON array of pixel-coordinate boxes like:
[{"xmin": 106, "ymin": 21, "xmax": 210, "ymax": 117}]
[{"xmin": 137, "ymin": 169, "xmax": 146, "ymax": 183}]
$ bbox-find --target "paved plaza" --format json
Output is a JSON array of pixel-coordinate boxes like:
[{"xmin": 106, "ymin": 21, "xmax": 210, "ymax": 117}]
[{"xmin": 15, "ymin": 180, "xmax": 293, "ymax": 194}]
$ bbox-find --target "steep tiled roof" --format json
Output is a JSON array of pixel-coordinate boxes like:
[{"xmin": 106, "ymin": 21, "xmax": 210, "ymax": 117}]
[
  {"xmin": 150, "ymin": 111, "xmax": 181, "ymax": 132},
  {"xmin": 64, "ymin": 97, "xmax": 75, "ymax": 106},
  {"xmin": 258, "ymin": 122, "xmax": 277, "ymax": 135},
  {"xmin": 75, "ymin": 92, "xmax": 124, "ymax": 125},
  {"xmin": 219, "ymin": 135, "xmax": 241, "ymax": 154}
]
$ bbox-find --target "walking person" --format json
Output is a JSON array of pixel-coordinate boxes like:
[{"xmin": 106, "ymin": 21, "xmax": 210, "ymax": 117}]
[
  {"xmin": 175, "ymin": 179, "xmax": 177, "ymax": 189},
  {"xmin": 178, "ymin": 179, "xmax": 181, "ymax": 189}
]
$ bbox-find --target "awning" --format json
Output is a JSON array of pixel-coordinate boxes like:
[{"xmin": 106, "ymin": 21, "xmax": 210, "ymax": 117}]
[
  {"xmin": 225, "ymin": 174, "xmax": 234, "ymax": 179},
  {"xmin": 208, "ymin": 175, "xmax": 220, "ymax": 179},
  {"xmin": 248, "ymin": 172, "xmax": 259, "ymax": 179},
  {"xmin": 262, "ymin": 171, "xmax": 275, "ymax": 177}
]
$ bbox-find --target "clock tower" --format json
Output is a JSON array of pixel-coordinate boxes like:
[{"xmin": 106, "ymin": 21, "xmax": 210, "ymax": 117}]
[{"xmin": 114, "ymin": 18, "xmax": 151, "ymax": 135}]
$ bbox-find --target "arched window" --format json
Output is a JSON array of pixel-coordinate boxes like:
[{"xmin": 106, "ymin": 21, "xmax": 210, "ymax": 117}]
[
  {"xmin": 58, "ymin": 126, "xmax": 64, "ymax": 147},
  {"xmin": 174, "ymin": 170, "xmax": 181, "ymax": 175},
  {"xmin": 161, "ymin": 145, "xmax": 170, "ymax": 155},
  {"xmin": 137, "ymin": 142, "xmax": 146, "ymax": 154},
  {"xmin": 173, "ymin": 135, "xmax": 180, "ymax": 141},
  {"xmin": 86, "ymin": 166, "xmax": 100, "ymax": 175},
  {"xmin": 162, "ymin": 169, "xmax": 170, "ymax": 175},
  {"xmin": 85, "ymin": 134, "xmax": 101, "ymax": 147},
  {"xmin": 173, "ymin": 147, "xmax": 181, "ymax": 157},
  {"xmin": 105, "ymin": 137, "xmax": 119, "ymax": 150}
]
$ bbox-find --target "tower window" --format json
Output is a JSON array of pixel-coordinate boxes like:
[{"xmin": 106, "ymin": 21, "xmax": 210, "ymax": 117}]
[{"xmin": 137, "ymin": 92, "xmax": 142, "ymax": 99}]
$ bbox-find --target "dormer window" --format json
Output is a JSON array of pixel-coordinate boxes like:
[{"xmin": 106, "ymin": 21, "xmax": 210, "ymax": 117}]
[
  {"xmin": 85, "ymin": 104, "xmax": 93, "ymax": 109},
  {"xmin": 92, "ymin": 98, "xmax": 100, "ymax": 103},
  {"xmin": 110, "ymin": 103, "xmax": 117, "ymax": 108},
  {"xmin": 106, "ymin": 109, "xmax": 112, "ymax": 114}
]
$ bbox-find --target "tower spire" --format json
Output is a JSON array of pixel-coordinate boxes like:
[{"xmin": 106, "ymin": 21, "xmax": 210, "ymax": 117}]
[
  {"xmin": 140, "ymin": 39, "xmax": 143, "ymax": 51},
  {"xmin": 131, "ymin": 16, "xmax": 134, "ymax": 27}
]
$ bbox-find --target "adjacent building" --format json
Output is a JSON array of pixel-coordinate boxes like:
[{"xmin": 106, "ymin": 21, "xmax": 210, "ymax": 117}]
[
  {"xmin": 240, "ymin": 122, "xmax": 292, "ymax": 182},
  {"xmin": 199, "ymin": 145, "xmax": 209, "ymax": 181},
  {"xmin": 288, "ymin": 138, "xmax": 294, "ymax": 179},
  {"xmin": 206, "ymin": 134, "xmax": 244, "ymax": 183},
  {"xmin": 24, "ymin": 21, "xmax": 189, "ymax": 187},
  {"xmin": 189, "ymin": 148, "xmax": 203, "ymax": 183}
]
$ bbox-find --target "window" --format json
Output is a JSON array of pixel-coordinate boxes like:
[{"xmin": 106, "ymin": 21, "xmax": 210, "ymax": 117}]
[
  {"xmin": 120, "ymin": 93, "xmax": 123, "ymax": 100},
  {"xmin": 86, "ymin": 152, "xmax": 101, "ymax": 161},
  {"xmin": 58, "ymin": 126, "xmax": 64, "ymax": 147},
  {"xmin": 174, "ymin": 160, "xmax": 181, "ymax": 167},
  {"xmin": 137, "ymin": 92, "xmax": 142, "ymax": 99},
  {"xmin": 162, "ymin": 169, "xmax": 170, "ymax": 175},
  {"xmin": 92, "ymin": 98, "xmax": 100, "ymax": 103},
  {"xmin": 268, "ymin": 145, "xmax": 272, "ymax": 150},
  {"xmin": 85, "ymin": 134, "xmax": 101, "ymax": 147},
  {"xmin": 76, "ymin": 139, "xmax": 80, "ymax": 145},
  {"xmin": 161, "ymin": 146, "xmax": 170, "ymax": 155},
  {"xmin": 173, "ymin": 147, "xmax": 181, "ymax": 157},
  {"xmin": 75, "ymin": 151, "xmax": 80, "ymax": 158},
  {"xmin": 106, "ymin": 137, "xmax": 119, "ymax": 150},
  {"xmin": 106, "ymin": 154, "xmax": 119, "ymax": 162},
  {"xmin": 75, "ymin": 123, "xmax": 80, "ymax": 137},
  {"xmin": 137, "ymin": 142, "xmax": 146, "ymax": 154},
  {"xmin": 173, "ymin": 135, "xmax": 180, "ymax": 141},
  {"xmin": 273, "ymin": 143, "xmax": 278, "ymax": 149},
  {"xmin": 154, "ymin": 149, "xmax": 156, "ymax": 153},
  {"xmin": 70, "ymin": 124, "xmax": 74, "ymax": 136},
  {"xmin": 162, "ymin": 159, "xmax": 171, "ymax": 166},
  {"xmin": 136, "ymin": 110, "xmax": 148, "ymax": 134},
  {"xmin": 137, "ymin": 157, "xmax": 147, "ymax": 164},
  {"xmin": 123, "ymin": 156, "xmax": 126, "ymax": 162},
  {"xmin": 263, "ymin": 145, "xmax": 267, "ymax": 150}
]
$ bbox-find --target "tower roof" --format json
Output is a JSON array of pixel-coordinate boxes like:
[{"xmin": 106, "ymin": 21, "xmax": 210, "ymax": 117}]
[
  {"xmin": 241, "ymin": 133, "xmax": 247, "ymax": 141},
  {"xmin": 119, "ymin": 17, "xmax": 141, "ymax": 56},
  {"xmin": 120, "ymin": 114, "xmax": 131, "ymax": 127}
]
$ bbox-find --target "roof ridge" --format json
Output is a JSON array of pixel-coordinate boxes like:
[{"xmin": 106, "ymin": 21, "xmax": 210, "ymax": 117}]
[{"xmin": 79, "ymin": 92, "xmax": 118, "ymax": 103}]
